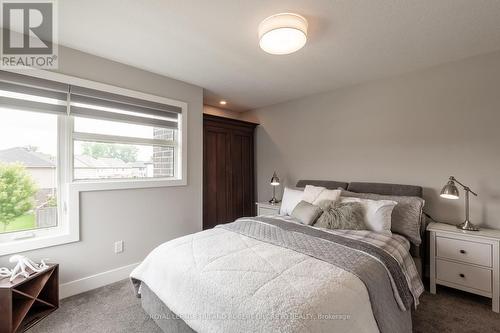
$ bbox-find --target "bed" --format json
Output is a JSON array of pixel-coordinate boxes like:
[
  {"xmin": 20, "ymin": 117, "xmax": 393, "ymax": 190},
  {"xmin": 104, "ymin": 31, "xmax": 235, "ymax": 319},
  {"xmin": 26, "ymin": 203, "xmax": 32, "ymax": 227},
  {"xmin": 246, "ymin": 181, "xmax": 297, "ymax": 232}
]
[{"xmin": 131, "ymin": 181, "xmax": 426, "ymax": 333}]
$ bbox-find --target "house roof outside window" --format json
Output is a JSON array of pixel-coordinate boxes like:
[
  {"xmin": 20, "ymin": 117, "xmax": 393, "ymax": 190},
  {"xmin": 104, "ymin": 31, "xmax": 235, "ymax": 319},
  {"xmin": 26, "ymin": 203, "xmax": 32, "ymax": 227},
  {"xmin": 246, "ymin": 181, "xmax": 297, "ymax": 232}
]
[
  {"xmin": 0, "ymin": 147, "xmax": 150, "ymax": 169},
  {"xmin": 0, "ymin": 147, "xmax": 55, "ymax": 168}
]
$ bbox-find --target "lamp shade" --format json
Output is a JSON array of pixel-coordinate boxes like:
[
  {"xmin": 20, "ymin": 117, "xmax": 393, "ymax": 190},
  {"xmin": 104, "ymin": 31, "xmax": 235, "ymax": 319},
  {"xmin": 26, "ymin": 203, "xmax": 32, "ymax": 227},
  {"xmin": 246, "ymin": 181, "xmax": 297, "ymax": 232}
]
[
  {"xmin": 258, "ymin": 13, "xmax": 308, "ymax": 55},
  {"xmin": 270, "ymin": 172, "xmax": 280, "ymax": 186},
  {"xmin": 440, "ymin": 180, "xmax": 459, "ymax": 199}
]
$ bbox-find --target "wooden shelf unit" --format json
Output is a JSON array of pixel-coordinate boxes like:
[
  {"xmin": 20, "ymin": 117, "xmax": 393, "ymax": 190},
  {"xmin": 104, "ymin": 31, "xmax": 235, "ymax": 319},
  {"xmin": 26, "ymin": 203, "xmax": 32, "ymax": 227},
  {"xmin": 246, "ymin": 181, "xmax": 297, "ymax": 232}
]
[{"xmin": 0, "ymin": 264, "xmax": 59, "ymax": 333}]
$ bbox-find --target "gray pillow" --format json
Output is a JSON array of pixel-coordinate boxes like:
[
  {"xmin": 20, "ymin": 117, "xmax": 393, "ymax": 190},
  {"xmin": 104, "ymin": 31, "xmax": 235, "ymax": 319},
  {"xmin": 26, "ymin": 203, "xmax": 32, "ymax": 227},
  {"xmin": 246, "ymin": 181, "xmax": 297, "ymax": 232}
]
[
  {"xmin": 340, "ymin": 189, "xmax": 424, "ymax": 245},
  {"xmin": 291, "ymin": 200, "xmax": 323, "ymax": 225},
  {"xmin": 314, "ymin": 201, "xmax": 366, "ymax": 230}
]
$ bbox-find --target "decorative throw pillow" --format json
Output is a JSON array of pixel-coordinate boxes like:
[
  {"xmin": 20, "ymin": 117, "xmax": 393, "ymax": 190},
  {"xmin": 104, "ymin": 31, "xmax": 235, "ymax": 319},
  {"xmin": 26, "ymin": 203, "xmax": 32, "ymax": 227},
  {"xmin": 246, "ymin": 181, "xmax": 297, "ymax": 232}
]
[
  {"xmin": 291, "ymin": 200, "xmax": 323, "ymax": 225},
  {"xmin": 312, "ymin": 189, "xmax": 341, "ymax": 206},
  {"xmin": 302, "ymin": 185, "xmax": 326, "ymax": 203},
  {"xmin": 279, "ymin": 187, "xmax": 304, "ymax": 216},
  {"xmin": 340, "ymin": 197, "xmax": 397, "ymax": 236},
  {"xmin": 340, "ymin": 190, "xmax": 425, "ymax": 245},
  {"xmin": 314, "ymin": 201, "xmax": 366, "ymax": 230}
]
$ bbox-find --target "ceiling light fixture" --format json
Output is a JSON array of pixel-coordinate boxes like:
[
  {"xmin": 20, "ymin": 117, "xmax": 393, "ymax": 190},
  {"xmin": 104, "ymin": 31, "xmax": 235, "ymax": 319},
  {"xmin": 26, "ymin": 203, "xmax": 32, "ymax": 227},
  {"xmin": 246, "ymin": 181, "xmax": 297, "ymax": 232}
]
[
  {"xmin": 258, "ymin": 13, "xmax": 308, "ymax": 55},
  {"xmin": 219, "ymin": 100, "xmax": 227, "ymax": 105}
]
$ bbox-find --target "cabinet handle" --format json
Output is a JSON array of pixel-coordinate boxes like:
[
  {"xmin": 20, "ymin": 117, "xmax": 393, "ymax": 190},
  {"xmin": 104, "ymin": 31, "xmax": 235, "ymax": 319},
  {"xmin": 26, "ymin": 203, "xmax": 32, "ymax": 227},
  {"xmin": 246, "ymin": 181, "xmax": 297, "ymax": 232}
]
[
  {"xmin": 459, "ymin": 273, "xmax": 465, "ymax": 278},
  {"xmin": 459, "ymin": 250, "xmax": 466, "ymax": 254}
]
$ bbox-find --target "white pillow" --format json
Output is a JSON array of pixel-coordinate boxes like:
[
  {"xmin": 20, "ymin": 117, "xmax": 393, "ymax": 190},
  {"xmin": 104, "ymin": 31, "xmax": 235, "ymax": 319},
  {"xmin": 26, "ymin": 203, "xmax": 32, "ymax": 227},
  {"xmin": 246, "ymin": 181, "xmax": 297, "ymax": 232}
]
[
  {"xmin": 341, "ymin": 197, "xmax": 397, "ymax": 235},
  {"xmin": 302, "ymin": 185, "xmax": 326, "ymax": 203},
  {"xmin": 312, "ymin": 189, "xmax": 341, "ymax": 206},
  {"xmin": 280, "ymin": 187, "xmax": 304, "ymax": 215}
]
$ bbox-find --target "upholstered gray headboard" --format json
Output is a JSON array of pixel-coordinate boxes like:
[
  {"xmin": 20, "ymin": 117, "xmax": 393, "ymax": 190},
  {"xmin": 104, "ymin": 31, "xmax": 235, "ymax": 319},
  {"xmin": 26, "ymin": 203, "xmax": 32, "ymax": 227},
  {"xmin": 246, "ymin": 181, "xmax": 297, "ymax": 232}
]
[
  {"xmin": 295, "ymin": 180, "xmax": 426, "ymax": 277},
  {"xmin": 347, "ymin": 182, "xmax": 423, "ymax": 198},
  {"xmin": 296, "ymin": 180, "xmax": 348, "ymax": 190},
  {"xmin": 295, "ymin": 179, "xmax": 423, "ymax": 198}
]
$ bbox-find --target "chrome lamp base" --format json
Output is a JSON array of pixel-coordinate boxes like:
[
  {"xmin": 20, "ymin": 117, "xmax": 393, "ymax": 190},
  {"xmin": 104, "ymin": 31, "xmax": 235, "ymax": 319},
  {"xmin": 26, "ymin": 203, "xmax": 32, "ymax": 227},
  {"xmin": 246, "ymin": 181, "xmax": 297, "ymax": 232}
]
[
  {"xmin": 457, "ymin": 220, "xmax": 480, "ymax": 231},
  {"xmin": 269, "ymin": 197, "xmax": 281, "ymax": 204},
  {"xmin": 269, "ymin": 184, "xmax": 280, "ymax": 204}
]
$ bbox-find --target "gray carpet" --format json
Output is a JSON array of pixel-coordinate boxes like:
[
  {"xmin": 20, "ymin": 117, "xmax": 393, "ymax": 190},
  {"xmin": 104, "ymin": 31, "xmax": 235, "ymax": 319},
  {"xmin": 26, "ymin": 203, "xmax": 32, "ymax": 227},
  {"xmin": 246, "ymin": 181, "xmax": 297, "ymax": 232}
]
[
  {"xmin": 29, "ymin": 280, "xmax": 500, "ymax": 333},
  {"xmin": 29, "ymin": 280, "xmax": 161, "ymax": 333}
]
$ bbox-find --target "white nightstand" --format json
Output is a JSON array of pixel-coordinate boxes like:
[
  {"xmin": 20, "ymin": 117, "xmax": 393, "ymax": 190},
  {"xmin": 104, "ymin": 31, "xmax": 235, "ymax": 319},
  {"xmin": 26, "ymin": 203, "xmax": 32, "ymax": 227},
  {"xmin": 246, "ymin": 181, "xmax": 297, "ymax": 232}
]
[
  {"xmin": 428, "ymin": 222, "xmax": 500, "ymax": 312},
  {"xmin": 255, "ymin": 202, "xmax": 281, "ymax": 216}
]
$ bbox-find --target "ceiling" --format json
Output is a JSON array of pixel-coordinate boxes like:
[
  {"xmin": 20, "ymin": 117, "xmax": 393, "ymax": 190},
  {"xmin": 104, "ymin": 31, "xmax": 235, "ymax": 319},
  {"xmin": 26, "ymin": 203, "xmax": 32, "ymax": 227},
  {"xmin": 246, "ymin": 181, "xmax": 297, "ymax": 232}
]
[{"xmin": 56, "ymin": 0, "xmax": 500, "ymax": 111}]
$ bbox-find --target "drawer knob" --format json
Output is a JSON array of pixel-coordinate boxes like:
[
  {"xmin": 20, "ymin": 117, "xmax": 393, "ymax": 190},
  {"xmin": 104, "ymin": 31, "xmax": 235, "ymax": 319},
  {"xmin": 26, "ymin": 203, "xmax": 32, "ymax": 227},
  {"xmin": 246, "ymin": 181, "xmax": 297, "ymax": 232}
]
[
  {"xmin": 459, "ymin": 250, "xmax": 466, "ymax": 254},
  {"xmin": 459, "ymin": 273, "xmax": 465, "ymax": 278}
]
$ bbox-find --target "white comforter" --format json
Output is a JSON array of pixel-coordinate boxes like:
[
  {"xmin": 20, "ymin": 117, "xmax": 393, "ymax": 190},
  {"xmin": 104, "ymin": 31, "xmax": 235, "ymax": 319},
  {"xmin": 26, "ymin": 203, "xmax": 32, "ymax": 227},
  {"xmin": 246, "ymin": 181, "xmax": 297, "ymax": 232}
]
[{"xmin": 131, "ymin": 226, "xmax": 380, "ymax": 333}]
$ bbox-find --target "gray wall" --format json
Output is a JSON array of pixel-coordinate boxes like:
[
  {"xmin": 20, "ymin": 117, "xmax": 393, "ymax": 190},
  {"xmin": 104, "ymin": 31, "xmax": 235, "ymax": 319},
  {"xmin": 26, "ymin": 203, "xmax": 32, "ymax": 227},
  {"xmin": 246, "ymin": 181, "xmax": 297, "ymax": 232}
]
[
  {"xmin": 244, "ymin": 50, "xmax": 500, "ymax": 229},
  {"xmin": 0, "ymin": 46, "xmax": 203, "ymax": 283}
]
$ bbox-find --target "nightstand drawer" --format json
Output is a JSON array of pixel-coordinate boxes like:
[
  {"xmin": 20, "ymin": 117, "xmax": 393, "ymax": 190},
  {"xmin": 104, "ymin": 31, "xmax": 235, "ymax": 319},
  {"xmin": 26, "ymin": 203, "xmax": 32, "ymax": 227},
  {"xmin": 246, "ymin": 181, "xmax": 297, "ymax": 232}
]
[
  {"xmin": 256, "ymin": 202, "xmax": 281, "ymax": 216},
  {"xmin": 258, "ymin": 207, "xmax": 280, "ymax": 215},
  {"xmin": 436, "ymin": 259, "xmax": 492, "ymax": 293},
  {"xmin": 436, "ymin": 236, "xmax": 492, "ymax": 267}
]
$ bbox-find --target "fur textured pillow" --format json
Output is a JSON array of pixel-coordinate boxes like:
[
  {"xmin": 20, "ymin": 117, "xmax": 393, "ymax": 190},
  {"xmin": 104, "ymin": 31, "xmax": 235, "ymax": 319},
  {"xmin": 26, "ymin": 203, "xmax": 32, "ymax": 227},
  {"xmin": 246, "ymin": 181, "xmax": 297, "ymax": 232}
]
[{"xmin": 314, "ymin": 201, "xmax": 366, "ymax": 230}]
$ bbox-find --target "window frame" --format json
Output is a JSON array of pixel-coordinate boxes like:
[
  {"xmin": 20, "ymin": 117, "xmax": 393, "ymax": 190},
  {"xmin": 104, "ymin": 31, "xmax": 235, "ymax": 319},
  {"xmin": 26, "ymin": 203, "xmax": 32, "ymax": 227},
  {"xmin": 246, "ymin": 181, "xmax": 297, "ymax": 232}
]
[
  {"xmin": 0, "ymin": 113, "xmax": 75, "ymax": 254},
  {"xmin": 0, "ymin": 68, "xmax": 188, "ymax": 256}
]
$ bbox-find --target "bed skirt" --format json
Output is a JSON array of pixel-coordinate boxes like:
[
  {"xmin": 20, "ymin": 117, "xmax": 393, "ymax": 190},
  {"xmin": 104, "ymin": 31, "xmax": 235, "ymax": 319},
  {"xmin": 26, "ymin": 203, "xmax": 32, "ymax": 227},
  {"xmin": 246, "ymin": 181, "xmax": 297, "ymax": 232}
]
[{"xmin": 140, "ymin": 282, "xmax": 196, "ymax": 333}]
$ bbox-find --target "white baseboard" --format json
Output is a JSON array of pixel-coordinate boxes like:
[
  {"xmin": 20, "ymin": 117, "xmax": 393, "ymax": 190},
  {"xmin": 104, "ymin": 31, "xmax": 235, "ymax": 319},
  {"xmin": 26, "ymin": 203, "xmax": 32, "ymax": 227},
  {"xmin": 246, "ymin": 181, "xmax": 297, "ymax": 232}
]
[{"xmin": 59, "ymin": 262, "xmax": 140, "ymax": 299}]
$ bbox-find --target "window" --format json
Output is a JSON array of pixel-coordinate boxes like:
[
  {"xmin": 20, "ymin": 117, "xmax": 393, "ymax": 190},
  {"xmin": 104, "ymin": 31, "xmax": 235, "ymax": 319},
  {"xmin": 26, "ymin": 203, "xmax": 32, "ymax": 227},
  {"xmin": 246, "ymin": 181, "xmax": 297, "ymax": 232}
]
[
  {"xmin": 0, "ymin": 70, "xmax": 187, "ymax": 255},
  {"xmin": 0, "ymin": 109, "xmax": 59, "ymax": 235},
  {"xmin": 72, "ymin": 119, "xmax": 178, "ymax": 180},
  {"xmin": 69, "ymin": 85, "xmax": 182, "ymax": 182}
]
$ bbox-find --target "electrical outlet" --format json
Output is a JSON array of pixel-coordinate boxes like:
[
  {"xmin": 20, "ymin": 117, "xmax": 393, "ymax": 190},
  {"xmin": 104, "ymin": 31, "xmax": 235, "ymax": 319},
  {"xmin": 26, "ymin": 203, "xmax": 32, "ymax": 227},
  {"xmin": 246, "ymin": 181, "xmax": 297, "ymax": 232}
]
[{"xmin": 114, "ymin": 240, "xmax": 124, "ymax": 254}]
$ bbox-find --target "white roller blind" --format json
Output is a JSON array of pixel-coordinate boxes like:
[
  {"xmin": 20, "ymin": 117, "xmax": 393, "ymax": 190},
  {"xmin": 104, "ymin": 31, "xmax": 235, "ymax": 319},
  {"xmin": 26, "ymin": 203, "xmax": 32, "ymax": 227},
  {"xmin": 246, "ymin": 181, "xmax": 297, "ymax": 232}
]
[
  {"xmin": 70, "ymin": 86, "xmax": 180, "ymax": 129},
  {"xmin": 0, "ymin": 70, "xmax": 182, "ymax": 130},
  {"xmin": 0, "ymin": 71, "xmax": 69, "ymax": 114}
]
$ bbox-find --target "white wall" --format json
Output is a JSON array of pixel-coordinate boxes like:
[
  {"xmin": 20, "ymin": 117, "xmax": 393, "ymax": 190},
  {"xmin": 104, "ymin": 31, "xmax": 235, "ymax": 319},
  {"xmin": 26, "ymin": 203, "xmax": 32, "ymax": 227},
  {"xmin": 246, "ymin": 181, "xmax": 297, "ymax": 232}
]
[
  {"xmin": 244, "ymin": 50, "xmax": 500, "ymax": 229},
  {"xmin": 0, "ymin": 46, "xmax": 203, "ymax": 285}
]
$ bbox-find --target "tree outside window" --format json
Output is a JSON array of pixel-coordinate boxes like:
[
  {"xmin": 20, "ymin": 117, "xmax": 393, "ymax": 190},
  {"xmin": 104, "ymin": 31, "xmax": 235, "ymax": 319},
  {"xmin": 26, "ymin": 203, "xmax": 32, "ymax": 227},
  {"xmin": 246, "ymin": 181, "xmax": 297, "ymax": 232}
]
[{"xmin": 0, "ymin": 164, "xmax": 37, "ymax": 232}]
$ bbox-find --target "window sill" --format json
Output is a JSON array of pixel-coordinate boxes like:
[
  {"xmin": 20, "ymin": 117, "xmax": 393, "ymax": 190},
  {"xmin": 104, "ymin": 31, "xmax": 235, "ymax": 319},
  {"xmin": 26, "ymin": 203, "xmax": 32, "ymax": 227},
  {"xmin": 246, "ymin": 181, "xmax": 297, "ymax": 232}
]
[
  {"xmin": 0, "ymin": 228, "xmax": 79, "ymax": 256},
  {"xmin": 70, "ymin": 177, "xmax": 187, "ymax": 192},
  {"xmin": 0, "ymin": 178, "xmax": 186, "ymax": 256}
]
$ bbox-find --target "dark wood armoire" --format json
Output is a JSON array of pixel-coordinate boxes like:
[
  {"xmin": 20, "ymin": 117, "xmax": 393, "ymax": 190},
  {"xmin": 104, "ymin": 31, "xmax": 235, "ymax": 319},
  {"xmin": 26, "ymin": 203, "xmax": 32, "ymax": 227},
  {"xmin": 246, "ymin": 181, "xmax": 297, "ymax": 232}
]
[{"xmin": 203, "ymin": 114, "xmax": 258, "ymax": 229}]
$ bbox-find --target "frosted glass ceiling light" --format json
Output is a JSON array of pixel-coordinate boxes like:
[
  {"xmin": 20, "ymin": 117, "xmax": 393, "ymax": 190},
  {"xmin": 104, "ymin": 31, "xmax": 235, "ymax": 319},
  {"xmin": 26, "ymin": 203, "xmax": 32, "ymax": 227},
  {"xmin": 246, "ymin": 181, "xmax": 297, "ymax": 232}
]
[{"xmin": 259, "ymin": 13, "xmax": 308, "ymax": 55}]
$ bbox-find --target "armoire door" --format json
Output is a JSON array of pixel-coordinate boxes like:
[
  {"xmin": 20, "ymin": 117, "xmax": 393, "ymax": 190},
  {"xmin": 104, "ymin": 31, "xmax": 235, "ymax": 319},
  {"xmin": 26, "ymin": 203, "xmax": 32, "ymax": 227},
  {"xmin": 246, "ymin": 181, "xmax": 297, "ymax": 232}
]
[
  {"xmin": 203, "ymin": 114, "xmax": 257, "ymax": 230},
  {"xmin": 230, "ymin": 130, "xmax": 254, "ymax": 220},
  {"xmin": 203, "ymin": 125, "xmax": 232, "ymax": 229}
]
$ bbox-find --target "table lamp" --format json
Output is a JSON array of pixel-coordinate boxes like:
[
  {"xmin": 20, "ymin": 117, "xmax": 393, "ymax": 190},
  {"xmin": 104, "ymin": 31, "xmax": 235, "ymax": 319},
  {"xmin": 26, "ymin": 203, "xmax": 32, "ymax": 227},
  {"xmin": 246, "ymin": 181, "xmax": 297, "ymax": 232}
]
[
  {"xmin": 269, "ymin": 171, "xmax": 280, "ymax": 204},
  {"xmin": 440, "ymin": 176, "xmax": 479, "ymax": 231}
]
